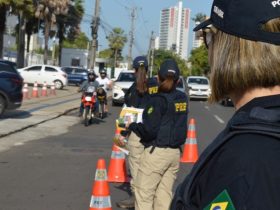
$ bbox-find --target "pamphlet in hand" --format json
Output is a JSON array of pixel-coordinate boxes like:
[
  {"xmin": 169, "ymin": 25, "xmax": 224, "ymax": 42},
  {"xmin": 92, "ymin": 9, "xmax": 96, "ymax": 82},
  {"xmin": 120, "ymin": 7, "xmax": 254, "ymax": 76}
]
[
  {"xmin": 112, "ymin": 107, "xmax": 144, "ymax": 156},
  {"xmin": 119, "ymin": 106, "xmax": 144, "ymax": 124}
]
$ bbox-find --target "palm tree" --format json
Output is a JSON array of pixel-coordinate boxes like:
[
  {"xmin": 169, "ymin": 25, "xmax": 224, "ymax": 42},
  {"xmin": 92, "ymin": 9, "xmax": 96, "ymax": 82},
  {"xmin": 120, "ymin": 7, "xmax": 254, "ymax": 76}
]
[
  {"xmin": 192, "ymin": 13, "xmax": 207, "ymax": 24},
  {"xmin": 56, "ymin": 0, "xmax": 84, "ymax": 65},
  {"xmin": 108, "ymin": 27, "xmax": 127, "ymax": 68},
  {"xmin": 0, "ymin": 1, "xmax": 11, "ymax": 59},
  {"xmin": 12, "ymin": 0, "xmax": 34, "ymax": 67},
  {"xmin": 35, "ymin": 0, "xmax": 70, "ymax": 64}
]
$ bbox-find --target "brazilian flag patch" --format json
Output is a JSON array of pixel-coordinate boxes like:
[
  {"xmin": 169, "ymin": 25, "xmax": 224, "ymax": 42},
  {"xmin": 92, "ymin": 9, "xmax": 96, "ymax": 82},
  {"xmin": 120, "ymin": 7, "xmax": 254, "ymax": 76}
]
[
  {"xmin": 147, "ymin": 106, "xmax": 154, "ymax": 115},
  {"xmin": 203, "ymin": 190, "xmax": 236, "ymax": 210}
]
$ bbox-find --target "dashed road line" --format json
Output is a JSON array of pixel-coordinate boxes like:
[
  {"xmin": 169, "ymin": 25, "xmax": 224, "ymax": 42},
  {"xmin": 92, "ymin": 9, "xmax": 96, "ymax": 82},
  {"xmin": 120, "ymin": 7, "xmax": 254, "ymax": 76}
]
[{"xmin": 214, "ymin": 115, "xmax": 225, "ymax": 124}]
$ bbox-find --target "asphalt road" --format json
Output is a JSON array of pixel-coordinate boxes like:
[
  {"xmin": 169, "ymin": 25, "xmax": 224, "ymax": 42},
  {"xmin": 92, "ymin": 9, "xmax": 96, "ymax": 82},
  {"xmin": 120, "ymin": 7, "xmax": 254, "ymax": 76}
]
[{"xmin": 0, "ymin": 93, "xmax": 235, "ymax": 210}]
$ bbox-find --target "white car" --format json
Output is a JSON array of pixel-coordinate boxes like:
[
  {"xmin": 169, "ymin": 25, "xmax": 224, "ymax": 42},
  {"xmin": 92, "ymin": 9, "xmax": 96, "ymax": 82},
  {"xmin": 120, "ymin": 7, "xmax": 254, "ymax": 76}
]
[
  {"xmin": 186, "ymin": 76, "xmax": 211, "ymax": 99},
  {"xmin": 112, "ymin": 70, "xmax": 135, "ymax": 106},
  {"xmin": 17, "ymin": 64, "xmax": 68, "ymax": 89}
]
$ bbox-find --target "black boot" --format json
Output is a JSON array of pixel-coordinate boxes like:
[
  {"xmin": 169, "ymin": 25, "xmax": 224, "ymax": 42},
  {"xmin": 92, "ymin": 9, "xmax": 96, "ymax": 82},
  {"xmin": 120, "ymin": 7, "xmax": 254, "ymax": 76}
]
[{"xmin": 116, "ymin": 194, "xmax": 135, "ymax": 209}]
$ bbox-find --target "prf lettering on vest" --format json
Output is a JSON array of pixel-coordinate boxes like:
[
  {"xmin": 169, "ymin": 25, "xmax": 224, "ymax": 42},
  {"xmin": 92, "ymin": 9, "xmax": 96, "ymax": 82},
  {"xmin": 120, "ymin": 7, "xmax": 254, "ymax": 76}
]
[
  {"xmin": 175, "ymin": 102, "xmax": 187, "ymax": 112},
  {"xmin": 149, "ymin": 86, "xmax": 158, "ymax": 94},
  {"xmin": 272, "ymin": 0, "xmax": 280, "ymax": 7}
]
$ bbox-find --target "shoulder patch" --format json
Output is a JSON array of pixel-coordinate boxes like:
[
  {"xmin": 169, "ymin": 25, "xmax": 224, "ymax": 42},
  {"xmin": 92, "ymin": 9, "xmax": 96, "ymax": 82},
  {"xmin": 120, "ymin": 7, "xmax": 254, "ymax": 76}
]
[
  {"xmin": 203, "ymin": 190, "xmax": 236, "ymax": 210},
  {"xmin": 147, "ymin": 106, "xmax": 154, "ymax": 115}
]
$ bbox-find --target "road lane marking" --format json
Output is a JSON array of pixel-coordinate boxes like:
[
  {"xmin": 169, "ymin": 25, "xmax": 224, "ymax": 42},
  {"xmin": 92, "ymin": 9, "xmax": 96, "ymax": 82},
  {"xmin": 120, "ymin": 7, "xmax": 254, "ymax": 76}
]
[
  {"xmin": 14, "ymin": 142, "xmax": 24, "ymax": 146},
  {"xmin": 214, "ymin": 115, "xmax": 225, "ymax": 124},
  {"xmin": 205, "ymin": 106, "xmax": 209, "ymax": 110}
]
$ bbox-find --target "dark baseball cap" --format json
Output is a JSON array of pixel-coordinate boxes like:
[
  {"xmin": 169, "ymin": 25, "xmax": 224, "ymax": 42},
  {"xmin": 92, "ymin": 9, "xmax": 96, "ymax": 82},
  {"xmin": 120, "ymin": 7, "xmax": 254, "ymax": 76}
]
[
  {"xmin": 133, "ymin": 56, "xmax": 148, "ymax": 70},
  {"xmin": 193, "ymin": 0, "xmax": 280, "ymax": 45},
  {"xmin": 158, "ymin": 59, "xmax": 180, "ymax": 81}
]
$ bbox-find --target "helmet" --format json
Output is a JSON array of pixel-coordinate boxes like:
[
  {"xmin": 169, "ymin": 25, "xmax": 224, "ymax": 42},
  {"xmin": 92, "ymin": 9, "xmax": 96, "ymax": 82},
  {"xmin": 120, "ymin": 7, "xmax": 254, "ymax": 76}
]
[
  {"xmin": 100, "ymin": 69, "xmax": 107, "ymax": 76},
  {"xmin": 88, "ymin": 71, "xmax": 96, "ymax": 81}
]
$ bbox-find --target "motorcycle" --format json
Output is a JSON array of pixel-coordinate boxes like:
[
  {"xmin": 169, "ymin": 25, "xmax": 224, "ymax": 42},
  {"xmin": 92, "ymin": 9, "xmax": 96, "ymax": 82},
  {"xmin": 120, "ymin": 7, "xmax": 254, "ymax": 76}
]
[
  {"xmin": 81, "ymin": 85, "xmax": 97, "ymax": 126},
  {"xmin": 96, "ymin": 85, "xmax": 107, "ymax": 119}
]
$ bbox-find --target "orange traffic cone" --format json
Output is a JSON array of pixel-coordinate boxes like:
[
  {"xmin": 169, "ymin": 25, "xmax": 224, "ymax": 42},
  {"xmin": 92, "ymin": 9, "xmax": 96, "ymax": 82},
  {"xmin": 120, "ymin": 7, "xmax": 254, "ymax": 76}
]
[
  {"xmin": 41, "ymin": 81, "xmax": 48, "ymax": 97},
  {"xmin": 22, "ymin": 83, "xmax": 29, "ymax": 99},
  {"xmin": 32, "ymin": 81, "xmax": 39, "ymax": 98},
  {"xmin": 89, "ymin": 159, "xmax": 112, "ymax": 210},
  {"xmin": 107, "ymin": 144, "xmax": 129, "ymax": 183},
  {"xmin": 50, "ymin": 82, "xmax": 56, "ymax": 95},
  {"xmin": 180, "ymin": 118, "xmax": 199, "ymax": 163}
]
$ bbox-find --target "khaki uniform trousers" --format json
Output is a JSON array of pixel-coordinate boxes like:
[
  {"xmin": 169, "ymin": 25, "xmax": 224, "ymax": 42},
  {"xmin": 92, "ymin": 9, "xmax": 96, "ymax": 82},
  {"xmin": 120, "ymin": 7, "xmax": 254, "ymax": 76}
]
[
  {"xmin": 134, "ymin": 146, "xmax": 180, "ymax": 210},
  {"xmin": 127, "ymin": 131, "xmax": 145, "ymax": 192}
]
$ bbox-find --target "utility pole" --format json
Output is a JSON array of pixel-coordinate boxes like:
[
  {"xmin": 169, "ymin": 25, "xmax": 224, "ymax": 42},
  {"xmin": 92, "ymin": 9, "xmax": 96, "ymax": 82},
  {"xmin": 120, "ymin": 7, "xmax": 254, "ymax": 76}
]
[
  {"xmin": 127, "ymin": 7, "xmax": 136, "ymax": 70},
  {"xmin": 148, "ymin": 31, "xmax": 155, "ymax": 77},
  {"xmin": 89, "ymin": 0, "xmax": 100, "ymax": 70}
]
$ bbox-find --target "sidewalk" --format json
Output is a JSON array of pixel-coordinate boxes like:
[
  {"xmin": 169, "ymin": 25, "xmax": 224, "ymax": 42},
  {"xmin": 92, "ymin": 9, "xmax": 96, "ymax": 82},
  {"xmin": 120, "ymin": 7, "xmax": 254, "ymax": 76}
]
[{"xmin": 0, "ymin": 86, "xmax": 81, "ymax": 138}]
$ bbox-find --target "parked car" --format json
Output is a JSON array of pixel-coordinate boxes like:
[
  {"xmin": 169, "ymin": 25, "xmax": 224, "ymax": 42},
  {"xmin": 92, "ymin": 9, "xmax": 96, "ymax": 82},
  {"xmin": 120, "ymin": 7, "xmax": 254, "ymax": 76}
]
[
  {"xmin": 0, "ymin": 59, "xmax": 18, "ymax": 70},
  {"xmin": 176, "ymin": 76, "xmax": 188, "ymax": 94},
  {"xmin": 0, "ymin": 61, "xmax": 23, "ymax": 116},
  {"xmin": 17, "ymin": 64, "xmax": 68, "ymax": 89},
  {"xmin": 61, "ymin": 66, "xmax": 88, "ymax": 86},
  {"xmin": 186, "ymin": 76, "xmax": 211, "ymax": 100},
  {"xmin": 221, "ymin": 97, "xmax": 234, "ymax": 106},
  {"xmin": 112, "ymin": 70, "xmax": 135, "ymax": 106}
]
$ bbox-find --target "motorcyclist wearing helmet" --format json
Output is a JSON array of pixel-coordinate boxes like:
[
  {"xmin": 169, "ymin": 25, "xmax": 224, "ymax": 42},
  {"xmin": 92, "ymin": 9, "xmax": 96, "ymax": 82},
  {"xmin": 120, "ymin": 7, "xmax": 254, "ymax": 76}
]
[
  {"xmin": 78, "ymin": 71, "xmax": 99, "ymax": 117},
  {"xmin": 96, "ymin": 69, "xmax": 111, "ymax": 113}
]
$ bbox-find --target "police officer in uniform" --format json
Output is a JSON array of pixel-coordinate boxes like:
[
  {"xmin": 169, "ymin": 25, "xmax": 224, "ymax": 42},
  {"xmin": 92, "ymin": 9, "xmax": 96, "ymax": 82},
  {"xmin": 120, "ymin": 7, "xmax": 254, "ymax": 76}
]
[
  {"xmin": 171, "ymin": 0, "xmax": 280, "ymax": 209},
  {"xmin": 116, "ymin": 56, "xmax": 158, "ymax": 209},
  {"xmin": 122, "ymin": 59, "xmax": 188, "ymax": 210}
]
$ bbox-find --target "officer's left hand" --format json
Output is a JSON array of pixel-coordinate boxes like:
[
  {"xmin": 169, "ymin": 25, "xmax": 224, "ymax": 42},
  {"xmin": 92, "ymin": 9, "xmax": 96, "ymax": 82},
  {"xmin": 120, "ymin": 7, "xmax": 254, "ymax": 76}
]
[{"xmin": 116, "ymin": 135, "xmax": 126, "ymax": 147}]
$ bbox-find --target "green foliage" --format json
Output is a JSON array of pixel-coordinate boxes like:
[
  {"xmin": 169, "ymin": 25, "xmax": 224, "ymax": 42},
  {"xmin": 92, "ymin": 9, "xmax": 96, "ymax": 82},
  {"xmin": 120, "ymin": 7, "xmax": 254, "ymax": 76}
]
[
  {"xmin": 153, "ymin": 49, "xmax": 190, "ymax": 77},
  {"xmin": 188, "ymin": 45, "xmax": 210, "ymax": 76},
  {"xmin": 34, "ymin": 47, "xmax": 45, "ymax": 55},
  {"xmin": 62, "ymin": 32, "xmax": 89, "ymax": 49},
  {"xmin": 108, "ymin": 28, "xmax": 127, "ymax": 50},
  {"xmin": 99, "ymin": 48, "xmax": 113, "ymax": 59},
  {"xmin": 107, "ymin": 27, "xmax": 127, "ymax": 60},
  {"xmin": 192, "ymin": 13, "xmax": 207, "ymax": 22}
]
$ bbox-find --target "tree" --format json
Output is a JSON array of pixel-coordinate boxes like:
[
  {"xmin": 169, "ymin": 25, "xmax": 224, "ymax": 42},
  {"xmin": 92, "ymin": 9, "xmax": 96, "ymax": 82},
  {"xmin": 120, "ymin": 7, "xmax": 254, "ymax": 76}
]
[
  {"xmin": 188, "ymin": 45, "xmax": 209, "ymax": 76},
  {"xmin": 35, "ymin": 0, "xmax": 70, "ymax": 64},
  {"xmin": 62, "ymin": 32, "xmax": 89, "ymax": 49},
  {"xmin": 10, "ymin": 0, "xmax": 34, "ymax": 67},
  {"xmin": 56, "ymin": 0, "xmax": 84, "ymax": 65},
  {"xmin": 25, "ymin": 15, "xmax": 40, "ymax": 53},
  {"xmin": 153, "ymin": 49, "xmax": 190, "ymax": 77},
  {"xmin": 0, "ymin": 2, "xmax": 8, "ymax": 59},
  {"xmin": 192, "ymin": 12, "xmax": 207, "ymax": 23},
  {"xmin": 99, "ymin": 48, "xmax": 113, "ymax": 59},
  {"xmin": 107, "ymin": 27, "xmax": 127, "ymax": 68}
]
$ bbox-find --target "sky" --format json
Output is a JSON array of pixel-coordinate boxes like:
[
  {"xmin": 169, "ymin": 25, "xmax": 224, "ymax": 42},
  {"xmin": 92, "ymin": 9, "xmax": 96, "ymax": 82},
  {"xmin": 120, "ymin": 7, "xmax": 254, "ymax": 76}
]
[{"xmin": 81, "ymin": 0, "xmax": 212, "ymax": 59}]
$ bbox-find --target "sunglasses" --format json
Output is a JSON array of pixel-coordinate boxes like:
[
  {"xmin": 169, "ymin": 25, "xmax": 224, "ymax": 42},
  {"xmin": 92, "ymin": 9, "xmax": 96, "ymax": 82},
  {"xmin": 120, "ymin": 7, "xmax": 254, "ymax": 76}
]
[{"xmin": 202, "ymin": 27, "xmax": 213, "ymax": 49}]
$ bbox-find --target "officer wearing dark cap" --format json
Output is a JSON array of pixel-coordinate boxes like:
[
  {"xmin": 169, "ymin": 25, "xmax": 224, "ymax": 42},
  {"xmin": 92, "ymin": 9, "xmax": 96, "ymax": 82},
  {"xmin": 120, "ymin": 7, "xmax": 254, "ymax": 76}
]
[
  {"xmin": 122, "ymin": 59, "xmax": 188, "ymax": 210},
  {"xmin": 116, "ymin": 56, "xmax": 158, "ymax": 209},
  {"xmin": 170, "ymin": 0, "xmax": 280, "ymax": 209}
]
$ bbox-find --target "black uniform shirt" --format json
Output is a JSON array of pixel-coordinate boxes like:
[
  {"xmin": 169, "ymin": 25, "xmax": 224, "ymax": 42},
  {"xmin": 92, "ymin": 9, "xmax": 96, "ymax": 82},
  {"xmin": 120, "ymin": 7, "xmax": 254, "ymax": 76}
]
[
  {"xmin": 190, "ymin": 95, "xmax": 280, "ymax": 210},
  {"xmin": 129, "ymin": 93, "xmax": 167, "ymax": 144},
  {"xmin": 124, "ymin": 77, "xmax": 158, "ymax": 109}
]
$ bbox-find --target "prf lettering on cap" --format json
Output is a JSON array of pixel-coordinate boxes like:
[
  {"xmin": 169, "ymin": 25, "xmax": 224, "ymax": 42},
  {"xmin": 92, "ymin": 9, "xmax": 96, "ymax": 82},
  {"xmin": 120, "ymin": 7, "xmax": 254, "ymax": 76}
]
[
  {"xmin": 175, "ymin": 102, "xmax": 187, "ymax": 112},
  {"xmin": 272, "ymin": 0, "xmax": 280, "ymax": 7},
  {"xmin": 148, "ymin": 86, "xmax": 158, "ymax": 94}
]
